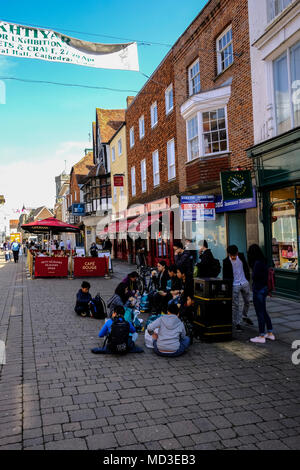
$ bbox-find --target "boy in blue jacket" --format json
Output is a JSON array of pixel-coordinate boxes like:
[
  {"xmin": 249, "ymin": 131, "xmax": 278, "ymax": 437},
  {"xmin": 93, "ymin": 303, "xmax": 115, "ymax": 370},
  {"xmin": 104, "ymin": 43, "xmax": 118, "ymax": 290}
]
[
  {"xmin": 75, "ymin": 281, "xmax": 94, "ymax": 317},
  {"xmin": 91, "ymin": 306, "xmax": 143, "ymax": 354}
]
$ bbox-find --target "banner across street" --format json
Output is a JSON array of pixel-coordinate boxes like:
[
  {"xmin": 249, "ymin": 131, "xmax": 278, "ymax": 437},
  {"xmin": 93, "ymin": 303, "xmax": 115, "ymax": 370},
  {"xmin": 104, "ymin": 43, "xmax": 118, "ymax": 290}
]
[{"xmin": 0, "ymin": 20, "xmax": 139, "ymax": 70}]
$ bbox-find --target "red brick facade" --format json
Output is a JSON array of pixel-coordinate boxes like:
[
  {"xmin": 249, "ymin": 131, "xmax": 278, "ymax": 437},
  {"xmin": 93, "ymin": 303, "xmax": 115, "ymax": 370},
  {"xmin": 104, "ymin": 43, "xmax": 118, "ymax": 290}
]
[
  {"xmin": 173, "ymin": 0, "xmax": 254, "ymax": 194},
  {"xmin": 126, "ymin": 52, "xmax": 179, "ymax": 206}
]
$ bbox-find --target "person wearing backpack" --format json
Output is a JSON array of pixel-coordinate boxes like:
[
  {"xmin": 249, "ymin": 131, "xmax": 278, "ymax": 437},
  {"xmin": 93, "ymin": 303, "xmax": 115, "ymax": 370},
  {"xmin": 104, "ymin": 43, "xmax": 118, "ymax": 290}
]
[
  {"xmin": 91, "ymin": 306, "xmax": 144, "ymax": 354},
  {"xmin": 195, "ymin": 239, "xmax": 221, "ymax": 278},
  {"xmin": 247, "ymin": 244, "xmax": 275, "ymax": 344},
  {"xmin": 11, "ymin": 241, "xmax": 20, "ymax": 263}
]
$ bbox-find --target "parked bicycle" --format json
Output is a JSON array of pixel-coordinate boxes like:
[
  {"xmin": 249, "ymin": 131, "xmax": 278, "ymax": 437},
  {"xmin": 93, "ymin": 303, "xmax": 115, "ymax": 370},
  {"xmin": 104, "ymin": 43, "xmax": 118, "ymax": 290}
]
[{"xmin": 136, "ymin": 265, "xmax": 155, "ymax": 295}]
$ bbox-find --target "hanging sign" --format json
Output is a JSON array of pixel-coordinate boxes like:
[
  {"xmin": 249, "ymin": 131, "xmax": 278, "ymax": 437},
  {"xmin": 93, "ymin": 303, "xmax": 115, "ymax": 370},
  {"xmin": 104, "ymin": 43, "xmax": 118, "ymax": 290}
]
[
  {"xmin": 220, "ymin": 171, "xmax": 253, "ymax": 201},
  {"xmin": 113, "ymin": 175, "xmax": 124, "ymax": 187},
  {"xmin": 0, "ymin": 21, "xmax": 139, "ymax": 71}
]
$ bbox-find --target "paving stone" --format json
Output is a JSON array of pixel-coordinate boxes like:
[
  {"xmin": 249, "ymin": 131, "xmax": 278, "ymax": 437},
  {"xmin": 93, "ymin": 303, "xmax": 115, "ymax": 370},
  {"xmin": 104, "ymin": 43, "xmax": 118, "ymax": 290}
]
[
  {"xmin": 225, "ymin": 411, "xmax": 262, "ymax": 426},
  {"xmin": 191, "ymin": 432, "xmax": 220, "ymax": 445},
  {"xmin": 282, "ymin": 436, "xmax": 300, "ymax": 450},
  {"xmin": 114, "ymin": 430, "xmax": 137, "ymax": 446},
  {"xmin": 133, "ymin": 425, "xmax": 173, "ymax": 443},
  {"xmin": 69, "ymin": 409, "xmax": 96, "ymax": 422},
  {"xmin": 42, "ymin": 412, "xmax": 69, "ymax": 426},
  {"xmin": 86, "ymin": 432, "xmax": 118, "ymax": 450},
  {"xmin": 45, "ymin": 438, "xmax": 88, "ymax": 450},
  {"xmin": 167, "ymin": 420, "xmax": 199, "ymax": 437},
  {"xmin": 257, "ymin": 440, "xmax": 290, "ymax": 450}
]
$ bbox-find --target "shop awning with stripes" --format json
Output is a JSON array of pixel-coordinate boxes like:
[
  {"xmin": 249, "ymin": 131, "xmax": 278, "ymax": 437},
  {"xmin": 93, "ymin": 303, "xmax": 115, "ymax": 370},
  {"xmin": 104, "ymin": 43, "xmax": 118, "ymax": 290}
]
[{"xmin": 128, "ymin": 213, "xmax": 161, "ymax": 233}]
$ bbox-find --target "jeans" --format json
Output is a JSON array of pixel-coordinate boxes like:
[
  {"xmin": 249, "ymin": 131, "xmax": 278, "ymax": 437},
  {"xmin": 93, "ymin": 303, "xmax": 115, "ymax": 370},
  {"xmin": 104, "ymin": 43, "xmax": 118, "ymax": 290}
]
[
  {"xmin": 232, "ymin": 282, "xmax": 250, "ymax": 325},
  {"xmin": 153, "ymin": 336, "xmax": 190, "ymax": 357},
  {"xmin": 253, "ymin": 287, "xmax": 273, "ymax": 336}
]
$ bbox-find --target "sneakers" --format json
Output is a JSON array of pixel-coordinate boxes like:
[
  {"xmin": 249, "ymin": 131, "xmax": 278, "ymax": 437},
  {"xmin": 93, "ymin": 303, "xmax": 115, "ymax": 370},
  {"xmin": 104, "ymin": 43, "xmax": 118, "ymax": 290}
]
[
  {"xmin": 235, "ymin": 324, "xmax": 244, "ymax": 332},
  {"xmin": 265, "ymin": 333, "xmax": 276, "ymax": 341},
  {"xmin": 243, "ymin": 316, "xmax": 254, "ymax": 326},
  {"xmin": 250, "ymin": 336, "xmax": 266, "ymax": 344}
]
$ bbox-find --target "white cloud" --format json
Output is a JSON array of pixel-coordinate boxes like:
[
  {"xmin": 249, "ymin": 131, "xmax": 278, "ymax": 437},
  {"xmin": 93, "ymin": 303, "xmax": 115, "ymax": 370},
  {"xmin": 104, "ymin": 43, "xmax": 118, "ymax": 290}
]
[{"xmin": 0, "ymin": 140, "xmax": 90, "ymax": 213}]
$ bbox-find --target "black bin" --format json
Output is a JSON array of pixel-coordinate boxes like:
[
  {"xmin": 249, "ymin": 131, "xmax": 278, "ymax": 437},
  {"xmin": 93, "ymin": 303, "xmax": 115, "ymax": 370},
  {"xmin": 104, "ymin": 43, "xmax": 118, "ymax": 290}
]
[{"xmin": 194, "ymin": 277, "xmax": 232, "ymax": 299}]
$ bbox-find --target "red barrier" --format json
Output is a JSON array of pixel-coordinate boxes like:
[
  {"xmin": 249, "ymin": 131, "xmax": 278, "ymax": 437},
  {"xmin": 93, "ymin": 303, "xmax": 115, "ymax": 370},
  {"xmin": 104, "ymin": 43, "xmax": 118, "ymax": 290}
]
[
  {"xmin": 35, "ymin": 257, "xmax": 68, "ymax": 278},
  {"xmin": 73, "ymin": 257, "xmax": 108, "ymax": 277}
]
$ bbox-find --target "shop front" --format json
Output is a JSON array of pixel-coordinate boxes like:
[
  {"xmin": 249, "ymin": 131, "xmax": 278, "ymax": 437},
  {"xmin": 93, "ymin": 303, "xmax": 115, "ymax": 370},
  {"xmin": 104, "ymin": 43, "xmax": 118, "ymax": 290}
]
[{"xmin": 247, "ymin": 127, "xmax": 300, "ymax": 300}]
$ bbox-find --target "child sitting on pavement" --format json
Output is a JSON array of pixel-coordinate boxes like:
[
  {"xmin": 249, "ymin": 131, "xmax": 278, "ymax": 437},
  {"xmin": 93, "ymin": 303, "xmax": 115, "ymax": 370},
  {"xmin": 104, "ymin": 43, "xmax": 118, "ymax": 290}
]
[
  {"xmin": 147, "ymin": 303, "xmax": 190, "ymax": 357},
  {"xmin": 74, "ymin": 281, "xmax": 94, "ymax": 318},
  {"xmin": 91, "ymin": 306, "xmax": 143, "ymax": 354}
]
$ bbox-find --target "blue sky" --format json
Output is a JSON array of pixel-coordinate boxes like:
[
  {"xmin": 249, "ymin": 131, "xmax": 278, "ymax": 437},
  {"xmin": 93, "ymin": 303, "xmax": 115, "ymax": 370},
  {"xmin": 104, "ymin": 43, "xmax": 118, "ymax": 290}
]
[{"xmin": 0, "ymin": 0, "xmax": 208, "ymax": 215}]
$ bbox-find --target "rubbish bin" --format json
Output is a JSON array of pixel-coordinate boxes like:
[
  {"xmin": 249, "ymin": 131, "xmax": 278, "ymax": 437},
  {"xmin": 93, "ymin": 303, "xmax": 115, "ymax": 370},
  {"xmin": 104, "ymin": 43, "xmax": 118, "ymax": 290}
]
[{"xmin": 193, "ymin": 278, "xmax": 232, "ymax": 342}]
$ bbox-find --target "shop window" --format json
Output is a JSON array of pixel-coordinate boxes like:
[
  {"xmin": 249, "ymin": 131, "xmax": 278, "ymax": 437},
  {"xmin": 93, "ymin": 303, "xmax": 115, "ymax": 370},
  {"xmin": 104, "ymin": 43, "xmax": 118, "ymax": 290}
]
[
  {"xmin": 270, "ymin": 186, "xmax": 295, "ymax": 202},
  {"xmin": 271, "ymin": 201, "xmax": 298, "ymax": 270}
]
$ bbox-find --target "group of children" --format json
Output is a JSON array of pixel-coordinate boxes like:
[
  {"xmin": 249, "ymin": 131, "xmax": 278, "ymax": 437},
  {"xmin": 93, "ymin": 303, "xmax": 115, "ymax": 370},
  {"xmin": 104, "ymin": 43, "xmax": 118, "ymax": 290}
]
[{"xmin": 75, "ymin": 277, "xmax": 192, "ymax": 357}]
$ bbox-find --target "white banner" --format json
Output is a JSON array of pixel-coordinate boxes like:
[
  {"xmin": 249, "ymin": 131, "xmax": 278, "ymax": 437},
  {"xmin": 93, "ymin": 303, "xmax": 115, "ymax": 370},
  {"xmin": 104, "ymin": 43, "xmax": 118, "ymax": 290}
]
[{"xmin": 0, "ymin": 21, "xmax": 139, "ymax": 71}]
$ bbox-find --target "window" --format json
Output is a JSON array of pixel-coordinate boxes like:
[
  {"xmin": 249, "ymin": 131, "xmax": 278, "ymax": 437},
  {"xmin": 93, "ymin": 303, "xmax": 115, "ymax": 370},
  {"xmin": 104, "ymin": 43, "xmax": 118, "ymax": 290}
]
[
  {"xmin": 118, "ymin": 139, "xmax": 122, "ymax": 156},
  {"xmin": 152, "ymin": 150, "xmax": 160, "ymax": 187},
  {"xmin": 165, "ymin": 84, "xmax": 174, "ymax": 114},
  {"xmin": 151, "ymin": 102, "xmax": 158, "ymax": 127},
  {"xmin": 216, "ymin": 26, "xmax": 233, "ymax": 74},
  {"xmin": 187, "ymin": 116, "xmax": 199, "ymax": 161},
  {"xmin": 130, "ymin": 127, "xmax": 134, "ymax": 148},
  {"xmin": 120, "ymin": 187, "xmax": 125, "ymax": 201},
  {"xmin": 186, "ymin": 108, "xmax": 228, "ymax": 160},
  {"xmin": 111, "ymin": 147, "xmax": 115, "ymax": 162},
  {"xmin": 139, "ymin": 115, "xmax": 145, "ymax": 139},
  {"xmin": 131, "ymin": 166, "xmax": 136, "ymax": 196},
  {"xmin": 267, "ymin": 0, "xmax": 294, "ymax": 22},
  {"xmin": 188, "ymin": 60, "xmax": 201, "ymax": 96},
  {"xmin": 202, "ymin": 108, "xmax": 228, "ymax": 154},
  {"xmin": 113, "ymin": 186, "xmax": 117, "ymax": 203},
  {"xmin": 273, "ymin": 41, "xmax": 300, "ymax": 134},
  {"xmin": 141, "ymin": 159, "xmax": 147, "ymax": 193},
  {"xmin": 167, "ymin": 139, "xmax": 176, "ymax": 180}
]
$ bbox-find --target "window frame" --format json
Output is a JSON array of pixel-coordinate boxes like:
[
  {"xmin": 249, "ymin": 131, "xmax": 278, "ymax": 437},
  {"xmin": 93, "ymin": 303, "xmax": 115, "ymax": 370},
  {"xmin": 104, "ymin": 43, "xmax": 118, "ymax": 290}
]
[
  {"xmin": 152, "ymin": 150, "xmax": 160, "ymax": 187},
  {"xmin": 167, "ymin": 138, "xmax": 176, "ymax": 181},
  {"xmin": 165, "ymin": 84, "xmax": 174, "ymax": 114},
  {"xmin": 130, "ymin": 127, "xmax": 135, "ymax": 148},
  {"xmin": 267, "ymin": 0, "xmax": 294, "ymax": 23},
  {"xmin": 118, "ymin": 138, "xmax": 122, "ymax": 156},
  {"xmin": 151, "ymin": 101, "xmax": 158, "ymax": 128},
  {"xmin": 216, "ymin": 25, "xmax": 234, "ymax": 75},
  {"xmin": 139, "ymin": 115, "xmax": 145, "ymax": 139},
  {"xmin": 188, "ymin": 59, "xmax": 201, "ymax": 96},
  {"xmin": 131, "ymin": 166, "xmax": 136, "ymax": 196},
  {"xmin": 141, "ymin": 159, "xmax": 147, "ymax": 193},
  {"xmin": 111, "ymin": 146, "xmax": 115, "ymax": 163}
]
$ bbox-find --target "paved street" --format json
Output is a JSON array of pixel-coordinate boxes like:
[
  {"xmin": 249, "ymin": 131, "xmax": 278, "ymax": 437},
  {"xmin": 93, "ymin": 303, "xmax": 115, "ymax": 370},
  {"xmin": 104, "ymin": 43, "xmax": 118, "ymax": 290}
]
[{"xmin": 0, "ymin": 254, "xmax": 300, "ymax": 450}]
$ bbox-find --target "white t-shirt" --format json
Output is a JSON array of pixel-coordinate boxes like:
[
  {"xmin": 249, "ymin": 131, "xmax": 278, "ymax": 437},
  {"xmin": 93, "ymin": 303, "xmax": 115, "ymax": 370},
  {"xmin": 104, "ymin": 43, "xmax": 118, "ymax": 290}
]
[{"xmin": 230, "ymin": 256, "xmax": 248, "ymax": 286}]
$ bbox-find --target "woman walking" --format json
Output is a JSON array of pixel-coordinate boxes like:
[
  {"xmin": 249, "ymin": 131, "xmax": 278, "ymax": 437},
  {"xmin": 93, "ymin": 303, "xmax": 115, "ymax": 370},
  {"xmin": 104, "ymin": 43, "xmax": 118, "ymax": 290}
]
[{"xmin": 248, "ymin": 244, "xmax": 275, "ymax": 344}]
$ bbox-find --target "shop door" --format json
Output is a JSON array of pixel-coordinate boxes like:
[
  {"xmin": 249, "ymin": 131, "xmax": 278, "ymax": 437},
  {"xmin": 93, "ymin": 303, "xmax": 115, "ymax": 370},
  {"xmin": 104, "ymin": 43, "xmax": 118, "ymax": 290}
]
[{"xmin": 228, "ymin": 211, "xmax": 247, "ymax": 256}]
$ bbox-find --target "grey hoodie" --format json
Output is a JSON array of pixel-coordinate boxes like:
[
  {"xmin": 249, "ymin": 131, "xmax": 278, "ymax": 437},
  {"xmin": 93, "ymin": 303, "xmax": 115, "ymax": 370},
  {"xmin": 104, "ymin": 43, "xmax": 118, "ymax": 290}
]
[{"xmin": 147, "ymin": 314, "xmax": 186, "ymax": 352}]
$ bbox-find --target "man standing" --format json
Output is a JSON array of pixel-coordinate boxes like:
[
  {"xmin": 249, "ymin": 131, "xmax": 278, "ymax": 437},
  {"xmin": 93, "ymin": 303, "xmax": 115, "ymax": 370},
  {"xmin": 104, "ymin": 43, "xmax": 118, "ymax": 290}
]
[
  {"xmin": 173, "ymin": 241, "xmax": 193, "ymax": 277},
  {"xmin": 11, "ymin": 241, "xmax": 20, "ymax": 263},
  {"xmin": 223, "ymin": 245, "xmax": 253, "ymax": 330}
]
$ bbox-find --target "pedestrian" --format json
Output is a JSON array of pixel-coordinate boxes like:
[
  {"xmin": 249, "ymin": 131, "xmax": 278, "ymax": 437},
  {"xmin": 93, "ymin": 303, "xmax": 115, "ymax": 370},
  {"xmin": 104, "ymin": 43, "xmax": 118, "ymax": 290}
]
[
  {"xmin": 195, "ymin": 239, "xmax": 221, "ymax": 278},
  {"xmin": 91, "ymin": 305, "xmax": 144, "ymax": 354},
  {"xmin": 173, "ymin": 241, "xmax": 194, "ymax": 277},
  {"xmin": 103, "ymin": 238, "xmax": 112, "ymax": 253},
  {"xmin": 185, "ymin": 238, "xmax": 198, "ymax": 265},
  {"xmin": 74, "ymin": 281, "xmax": 94, "ymax": 317},
  {"xmin": 223, "ymin": 245, "xmax": 253, "ymax": 331},
  {"xmin": 90, "ymin": 242, "xmax": 98, "ymax": 258},
  {"xmin": 248, "ymin": 244, "xmax": 275, "ymax": 343},
  {"xmin": 59, "ymin": 240, "xmax": 65, "ymax": 250},
  {"xmin": 11, "ymin": 240, "xmax": 20, "ymax": 263},
  {"xmin": 147, "ymin": 303, "xmax": 190, "ymax": 357}
]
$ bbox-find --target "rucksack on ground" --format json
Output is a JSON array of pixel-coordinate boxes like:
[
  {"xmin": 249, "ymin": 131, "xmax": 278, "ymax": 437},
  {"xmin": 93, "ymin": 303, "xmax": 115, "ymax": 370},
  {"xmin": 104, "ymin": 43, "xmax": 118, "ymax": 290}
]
[
  {"xmin": 91, "ymin": 294, "xmax": 106, "ymax": 319},
  {"xmin": 106, "ymin": 317, "xmax": 130, "ymax": 354}
]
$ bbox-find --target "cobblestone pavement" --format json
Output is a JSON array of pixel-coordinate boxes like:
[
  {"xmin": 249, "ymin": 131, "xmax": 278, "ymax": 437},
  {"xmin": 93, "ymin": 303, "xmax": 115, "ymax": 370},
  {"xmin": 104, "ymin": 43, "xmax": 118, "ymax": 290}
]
[{"xmin": 0, "ymin": 254, "xmax": 300, "ymax": 450}]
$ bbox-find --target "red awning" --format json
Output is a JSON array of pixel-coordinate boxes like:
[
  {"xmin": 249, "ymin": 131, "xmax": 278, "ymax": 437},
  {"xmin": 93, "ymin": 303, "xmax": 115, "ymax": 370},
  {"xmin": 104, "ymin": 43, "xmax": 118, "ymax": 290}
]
[
  {"xmin": 128, "ymin": 213, "xmax": 161, "ymax": 233},
  {"xmin": 21, "ymin": 217, "xmax": 80, "ymax": 233},
  {"xmin": 107, "ymin": 221, "xmax": 119, "ymax": 233}
]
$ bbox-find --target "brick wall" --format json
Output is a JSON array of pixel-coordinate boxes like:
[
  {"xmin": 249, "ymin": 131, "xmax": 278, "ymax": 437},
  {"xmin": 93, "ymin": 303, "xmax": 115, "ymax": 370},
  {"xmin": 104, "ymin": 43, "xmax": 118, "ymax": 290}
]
[
  {"xmin": 126, "ymin": 52, "xmax": 179, "ymax": 206},
  {"xmin": 173, "ymin": 0, "xmax": 254, "ymax": 194}
]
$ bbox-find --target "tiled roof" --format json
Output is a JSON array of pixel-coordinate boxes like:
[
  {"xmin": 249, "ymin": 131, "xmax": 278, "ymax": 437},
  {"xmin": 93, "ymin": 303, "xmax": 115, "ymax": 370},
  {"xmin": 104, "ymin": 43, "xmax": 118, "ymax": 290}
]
[
  {"xmin": 96, "ymin": 108, "xmax": 125, "ymax": 143},
  {"xmin": 72, "ymin": 151, "xmax": 94, "ymax": 176}
]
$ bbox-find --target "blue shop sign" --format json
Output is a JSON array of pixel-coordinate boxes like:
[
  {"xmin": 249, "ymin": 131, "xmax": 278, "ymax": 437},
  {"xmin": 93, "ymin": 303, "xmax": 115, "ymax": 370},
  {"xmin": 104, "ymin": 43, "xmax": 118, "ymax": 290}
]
[
  {"xmin": 72, "ymin": 203, "xmax": 85, "ymax": 215},
  {"xmin": 215, "ymin": 188, "xmax": 257, "ymax": 213},
  {"xmin": 181, "ymin": 195, "xmax": 215, "ymax": 204}
]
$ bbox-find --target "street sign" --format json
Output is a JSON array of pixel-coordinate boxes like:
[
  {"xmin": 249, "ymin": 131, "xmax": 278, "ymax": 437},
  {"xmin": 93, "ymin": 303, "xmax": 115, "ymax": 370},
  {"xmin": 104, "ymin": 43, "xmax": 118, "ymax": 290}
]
[
  {"xmin": 220, "ymin": 170, "xmax": 253, "ymax": 200},
  {"xmin": 72, "ymin": 203, "xmax": 85, "ymax": 215}
]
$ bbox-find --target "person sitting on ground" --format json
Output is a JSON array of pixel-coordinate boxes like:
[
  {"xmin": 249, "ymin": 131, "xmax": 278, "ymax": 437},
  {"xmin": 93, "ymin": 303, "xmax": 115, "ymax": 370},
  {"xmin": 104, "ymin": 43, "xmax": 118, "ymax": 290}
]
[
  {"xmin": 179, "ymin": 295, "xmax": 195, "ymax": 323},
  {"xmin": 122, "ymin": 271, "xmax": 139, "ymax": 298},
  {"xmin": 176, "ymin": 266, "xmax": 195, "ymax": 309},
  {"xmin": 149, "ymin": 260, "xmax": 169, "ymax": 314},
  {"xmin": 167, "ymin": 264, "xmax": 182, "ymax": 306},
  {"xmin": 147, "ymin": 303, "xmax": 190, "ymax": 357},
  {"xmin": 75, "ymin": 281, "xmax": 94, "ymax": 318},
  {"xmin": 107, "ymin": 282, "xmax": 135, "ymax": 318},
  {"xmin": 91, "ymin": 305, "xmax": 144, "ymax": 354}
]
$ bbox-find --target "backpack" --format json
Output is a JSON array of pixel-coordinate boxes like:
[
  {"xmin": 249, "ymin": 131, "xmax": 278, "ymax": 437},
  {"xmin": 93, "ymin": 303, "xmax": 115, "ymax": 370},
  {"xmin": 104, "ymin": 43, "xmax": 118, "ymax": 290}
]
[
  {"xmin": 268, "ymin": 268, "xmax": 275, "ymax": 296},
  {"xmin": 91, "ymin": 294, "xmax": 106, "ymax": 319},
  {"xmin": 106, "ymin": 317, "xmax": 130, "ymax": 354}
]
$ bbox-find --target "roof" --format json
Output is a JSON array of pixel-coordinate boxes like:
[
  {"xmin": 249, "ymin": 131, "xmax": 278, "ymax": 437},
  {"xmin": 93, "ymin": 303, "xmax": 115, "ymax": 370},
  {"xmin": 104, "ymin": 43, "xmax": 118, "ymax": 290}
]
[
  {"xmin": 71, "ymin": 151, "xmax": 94, "ymax": 179},
  {"xmin": 96, "ymin": 108, "xmax": 125, "ymax": 143}
]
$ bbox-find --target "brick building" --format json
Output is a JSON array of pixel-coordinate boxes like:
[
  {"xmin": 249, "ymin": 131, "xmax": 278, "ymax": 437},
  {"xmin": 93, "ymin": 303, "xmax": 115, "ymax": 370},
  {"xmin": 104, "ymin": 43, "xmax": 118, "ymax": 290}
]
[
  {"xmin": 173, "ymin": 0, "xmax": 258, "ymax": 260},
  {"xmin": 125, "ymin": 52, "xmax": 179, "ymax": 265}
]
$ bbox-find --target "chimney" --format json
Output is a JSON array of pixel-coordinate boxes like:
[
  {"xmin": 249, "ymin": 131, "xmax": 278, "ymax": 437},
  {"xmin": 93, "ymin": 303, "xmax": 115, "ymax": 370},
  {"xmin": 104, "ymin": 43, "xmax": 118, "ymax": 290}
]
[{"xmin": 126, "ymin": 96, "xmax": 135, "ymax": 109}]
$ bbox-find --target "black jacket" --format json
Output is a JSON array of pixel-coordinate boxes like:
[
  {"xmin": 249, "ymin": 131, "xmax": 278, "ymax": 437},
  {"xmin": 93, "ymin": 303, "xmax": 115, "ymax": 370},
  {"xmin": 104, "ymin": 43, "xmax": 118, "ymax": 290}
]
[
  {"xmin": 175, "ymin": 250, "xmax": 194, "ymax": 276},
  {"xmin": 196, "ymin": 249, "xmax": 215, "ymax": 277},
  {"xmin": 222, "ymin": 253, "xmax": 250, "ymax": 282},
  {"xmin": 153, "ymin": 269, "xmax": 169, "ymax": 292}
]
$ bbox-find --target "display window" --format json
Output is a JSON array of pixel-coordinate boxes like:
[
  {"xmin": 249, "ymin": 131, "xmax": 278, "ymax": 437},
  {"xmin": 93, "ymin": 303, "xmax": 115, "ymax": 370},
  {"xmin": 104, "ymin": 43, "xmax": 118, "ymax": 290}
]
[{"xmin": 271, "ymin": 196, "xmax": 298, "ymax": 271}]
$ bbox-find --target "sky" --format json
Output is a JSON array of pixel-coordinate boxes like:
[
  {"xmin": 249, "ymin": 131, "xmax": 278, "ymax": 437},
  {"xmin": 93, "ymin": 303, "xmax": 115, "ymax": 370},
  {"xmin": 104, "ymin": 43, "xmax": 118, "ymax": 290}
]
[{"xmin": 0, "ymin": 0, "xmax": 208, "ymax": 225}]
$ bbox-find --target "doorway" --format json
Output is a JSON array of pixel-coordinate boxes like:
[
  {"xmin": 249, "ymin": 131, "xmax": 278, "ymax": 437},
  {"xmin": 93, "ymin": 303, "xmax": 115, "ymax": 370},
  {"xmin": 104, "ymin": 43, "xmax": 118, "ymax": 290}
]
[{"xmin": 227, "ymin": 211, "xmax": 247, "ymax": 255}]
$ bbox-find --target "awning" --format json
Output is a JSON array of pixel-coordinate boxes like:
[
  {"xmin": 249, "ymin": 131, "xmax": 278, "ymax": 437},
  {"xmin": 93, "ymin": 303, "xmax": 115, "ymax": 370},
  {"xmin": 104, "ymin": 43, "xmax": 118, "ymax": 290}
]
[
  {"xmin": 128, "ymin": 213, "xmax": 161, "ymax": 233},
  {"xmin": 107, "ymin": 221, "xmax": 119, "ymax": 233}
]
